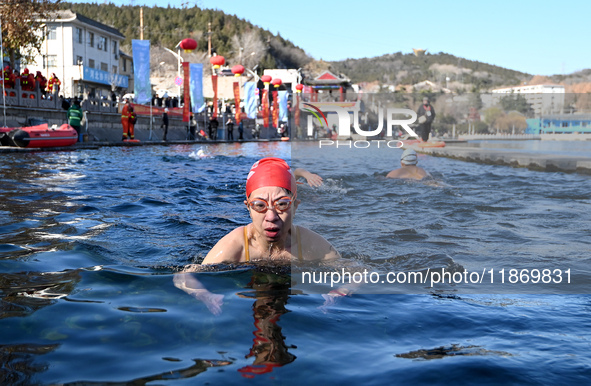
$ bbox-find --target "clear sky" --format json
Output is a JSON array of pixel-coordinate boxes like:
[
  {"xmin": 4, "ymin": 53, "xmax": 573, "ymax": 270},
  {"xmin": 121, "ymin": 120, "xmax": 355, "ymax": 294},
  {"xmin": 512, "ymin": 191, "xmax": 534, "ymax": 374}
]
[{"xmin": 73, "ymin": 0, "xmax": 590, "ymax": 76}]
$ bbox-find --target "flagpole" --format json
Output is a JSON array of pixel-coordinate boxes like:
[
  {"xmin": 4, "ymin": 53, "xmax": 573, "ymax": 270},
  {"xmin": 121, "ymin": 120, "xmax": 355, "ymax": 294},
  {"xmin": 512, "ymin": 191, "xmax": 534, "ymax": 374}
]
[{"xmin": 0, "ymin": 17, "xmax": 6, "ymax": 127}]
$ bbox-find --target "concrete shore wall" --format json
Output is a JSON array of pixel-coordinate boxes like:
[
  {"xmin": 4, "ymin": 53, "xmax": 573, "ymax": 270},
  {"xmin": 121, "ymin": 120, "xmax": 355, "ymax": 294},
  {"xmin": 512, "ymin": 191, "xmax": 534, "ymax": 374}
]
[
  {"xmin": 413, "ymin": 145, "xmax": 591, "ymax": 175},
  {"xmin": 1, "ymin": 105, "xmax": 206, "ymax": 142}
]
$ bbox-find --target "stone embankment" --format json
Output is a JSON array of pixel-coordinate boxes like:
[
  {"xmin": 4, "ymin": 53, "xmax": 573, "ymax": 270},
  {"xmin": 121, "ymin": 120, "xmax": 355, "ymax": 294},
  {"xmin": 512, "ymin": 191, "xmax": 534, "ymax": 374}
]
[{"xmin": 413, "ymin": 144, "xmax": 591, "ymax": 175}]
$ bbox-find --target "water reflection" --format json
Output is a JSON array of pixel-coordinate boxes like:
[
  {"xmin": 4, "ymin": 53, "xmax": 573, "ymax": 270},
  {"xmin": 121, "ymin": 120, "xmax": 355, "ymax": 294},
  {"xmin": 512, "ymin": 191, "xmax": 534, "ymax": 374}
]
[
  {"xmin": 0, "ymin": 153, "xmax": 85, "ymax": 255},
  {"xmin": 0, "ymin": 343, "xmax": 59, "ymax": 384},
  {"xmin": 237, "ymin": 275, "xmax": 296, "ymax": 378},
  {"xmin": 59, "ymin": 358, "xmax": 232, "ymax": 385},
  {"xmin": 0, "ymin": 269, "xmax": 81, "ymax": 319},
  {"xmin": 396, "ymin": 344, "xmax": 512, "ymax": 360}
]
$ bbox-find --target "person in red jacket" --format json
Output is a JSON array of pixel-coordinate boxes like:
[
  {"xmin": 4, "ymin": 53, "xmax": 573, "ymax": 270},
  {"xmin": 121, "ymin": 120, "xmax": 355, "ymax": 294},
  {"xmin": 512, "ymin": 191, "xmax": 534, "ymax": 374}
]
[
  {"xmin": 128, "ymin": 106, "xmax": 137, "ymax": 140},
  {"xmin": 35, "ymin": 71, "xmax": 47, "ymax": 96},
  {"xmin": 2, "ymin": 65, "xmax": 13, "ymax": 90},
  {"xmin": 121, "ymin": 99, "xmax": 131, "ymax": 140},
  {"xmin": 48, "ymin": 73, "xmax": 61, "ymax": 94},
  {"xmin": 20, "ymin": 68, "xmax": 36, "ymax": 91}
]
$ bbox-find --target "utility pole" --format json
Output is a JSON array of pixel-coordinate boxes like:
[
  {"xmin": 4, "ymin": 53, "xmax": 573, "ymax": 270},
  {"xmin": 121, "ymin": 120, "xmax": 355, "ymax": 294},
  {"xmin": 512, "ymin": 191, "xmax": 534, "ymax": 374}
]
[
  {"xmin": 208, "ymin": 22, "xmax": 211, "ymax": 57},
  {"xmin": 140, "ymin": 7, "xmax": 144, "ymax": 40}
]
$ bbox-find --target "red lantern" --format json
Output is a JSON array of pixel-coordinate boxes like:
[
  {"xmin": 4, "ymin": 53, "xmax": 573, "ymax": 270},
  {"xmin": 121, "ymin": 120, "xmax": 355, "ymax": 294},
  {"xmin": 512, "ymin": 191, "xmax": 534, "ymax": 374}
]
[
  {"xmin": 295, "ymin": 84, "xmax": 304, "ymax": 93},
  {"xmin": 271, "ymin": 78, "xmax": 282, "ymax": 88},
  {"xmin": 231, "ymin": 64, "xmax": 245, "ymax": 77},
  {"xmin": 179, "ymin": 38, "xmax": 197, "ymax": 53},
  {"xmin": 210, "ymin": 55, "xmax": 225, "ymax": 69},
  {"xmin": 261, "ymin": 75, "xmax": 272, "ymax": 85}
]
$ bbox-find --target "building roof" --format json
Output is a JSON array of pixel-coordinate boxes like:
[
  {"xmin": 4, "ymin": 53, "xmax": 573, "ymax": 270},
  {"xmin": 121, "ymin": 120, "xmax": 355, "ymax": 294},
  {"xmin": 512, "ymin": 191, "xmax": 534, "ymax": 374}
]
[
  {"xmin": 306, "ymin": 70, "xmax": 351, "ymax": 86},
  {"xmin": 45, "ymin": 10, "xmax": 125, "ymax": 39}
]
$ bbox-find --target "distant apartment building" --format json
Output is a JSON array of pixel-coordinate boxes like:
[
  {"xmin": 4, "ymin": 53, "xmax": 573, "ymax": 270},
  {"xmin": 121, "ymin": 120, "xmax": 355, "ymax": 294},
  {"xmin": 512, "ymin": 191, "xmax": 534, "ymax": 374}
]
[
  {"xmin": 23, "ymin": 10, "xmax": 130, "ymax": 99},
  {"xmin": 484, "ymin": 84, "xmax": 565, "ymax": 116}
]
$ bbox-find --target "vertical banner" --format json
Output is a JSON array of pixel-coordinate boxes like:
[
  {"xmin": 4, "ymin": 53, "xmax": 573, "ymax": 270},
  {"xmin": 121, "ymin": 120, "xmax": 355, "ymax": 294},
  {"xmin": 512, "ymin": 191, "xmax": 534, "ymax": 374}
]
[
  {"xmin": 131, "ymin": 39, "xmax": 151, "ymax": 104},
  {"xmin": 233, "ymin": 82, "xmax": 241, "ymax": 124},
  {"xmin": 244, "ymin": 82, "xmax": 257, "ymax": 119},
  {"xmin": 278, "ymin": 90, "xmax": 288, "ymax": 122},
  {"xmin": 212, "ymin": 75, "xmax": 218, "ymax": 119},
  {"xmin": 182, "ymin": 62, "xmax": 190, "ymax": 122},
  {"xmin": 262, "ymin": 88, "xmax": 269, "ymax": 128},
  {"xmin": 189, "ymin": 63, "xmax": 203, "ymax": 114},
  {"xmin": 272, "ymin": 90, "xmax": 279, "ymax": 129},
  {"xmin": 294, "ymin": 93, "xmax": 301, "ymax": 127}
]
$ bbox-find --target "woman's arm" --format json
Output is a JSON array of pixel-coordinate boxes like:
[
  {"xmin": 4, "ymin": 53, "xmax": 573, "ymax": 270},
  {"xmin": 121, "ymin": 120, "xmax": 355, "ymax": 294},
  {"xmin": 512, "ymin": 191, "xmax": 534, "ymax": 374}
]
[{"xmin": 294, "ymin": 168, "xmax": 323, "ymax": 187}]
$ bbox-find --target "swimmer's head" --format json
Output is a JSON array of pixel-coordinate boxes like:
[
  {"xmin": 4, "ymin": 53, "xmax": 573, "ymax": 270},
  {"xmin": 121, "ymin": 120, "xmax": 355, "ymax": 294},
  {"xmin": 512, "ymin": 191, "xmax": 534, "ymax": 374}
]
[
  {"xmin": 246, "ymin": 158, "xmax": 296, "ymax": 198},
  {"xmin": 401, "ymin": 148, "xmax": 418, "ymax": 165}
]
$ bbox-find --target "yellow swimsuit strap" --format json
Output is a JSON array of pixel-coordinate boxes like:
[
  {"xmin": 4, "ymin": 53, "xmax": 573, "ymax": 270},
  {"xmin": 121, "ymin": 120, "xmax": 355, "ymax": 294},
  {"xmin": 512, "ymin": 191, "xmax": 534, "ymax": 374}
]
[
  {"xmin": 296, "ymin": 225, "xmax": 303, "ymax": 262},
  {"xmin": 243, "ymin": 225, "xmax": 303, "ymax": 262},
  {"xmin": 243, "ymin": 226, "xmax": 250, "ymax": 263}
]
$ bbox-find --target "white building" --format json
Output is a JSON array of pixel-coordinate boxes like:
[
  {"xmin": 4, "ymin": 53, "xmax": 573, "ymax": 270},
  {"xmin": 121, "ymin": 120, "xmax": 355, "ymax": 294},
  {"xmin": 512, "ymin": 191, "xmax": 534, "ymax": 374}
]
[
  {"xmin": 486, "ymin": 84, "xmax": 565, "ymax": 116},
  {"xmin": 24, "ymin": 10, "xmax": 129, "ymax": 99},
  {"xmin": 262, "ymin": 69, "xmax": 301, "ymax": 93}
]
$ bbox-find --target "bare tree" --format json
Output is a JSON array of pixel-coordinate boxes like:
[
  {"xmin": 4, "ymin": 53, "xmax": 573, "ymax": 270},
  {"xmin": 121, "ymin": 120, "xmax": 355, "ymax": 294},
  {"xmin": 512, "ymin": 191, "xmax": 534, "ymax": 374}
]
[
  {"xmin": 0, "ymin": 0, "xmax": 61, "ymax": 68},
  {"xmin": 231, "ymin": 30, "xmax": 266, "ymax": 70}
]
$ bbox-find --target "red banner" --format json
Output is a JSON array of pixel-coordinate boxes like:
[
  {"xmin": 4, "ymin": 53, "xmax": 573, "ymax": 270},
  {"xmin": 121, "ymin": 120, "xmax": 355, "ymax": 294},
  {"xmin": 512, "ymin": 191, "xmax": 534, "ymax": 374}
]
[
  {"xmin": 182, "ymin": 62, "xmax": 190, "ymax": 122},
  {"xmin": 128, "ymin": 103, "xmax": 184, "ymax": 117},
  {"xmin": 272, "ymin": 90, "xmax": 279, "ymax": 128},
  {"xmin": 212, "ymin": 75, "xmax": 218, "ymax": 119},
  {"xmin": 294, "ymin": 93, "xmax": 300, "ymax": 127},
  {"xmin": 233, "ymin": 81, "xmax": 241, "ymax": 125},
  {"xmin": 262, "ymin": 87, "xmax": 269, "ymax": 128}
]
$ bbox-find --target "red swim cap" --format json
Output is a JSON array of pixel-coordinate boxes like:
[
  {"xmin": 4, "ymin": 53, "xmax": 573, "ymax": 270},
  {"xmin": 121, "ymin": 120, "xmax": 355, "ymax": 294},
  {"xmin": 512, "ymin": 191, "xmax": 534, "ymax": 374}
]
[{"xmin": 246, "ymin": 157, "xmax": 296, "ymax": 198}]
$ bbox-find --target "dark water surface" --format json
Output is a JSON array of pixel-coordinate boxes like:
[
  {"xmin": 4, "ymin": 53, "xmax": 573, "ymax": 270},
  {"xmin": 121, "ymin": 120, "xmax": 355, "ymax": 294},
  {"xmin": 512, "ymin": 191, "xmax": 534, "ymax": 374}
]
[{"xmin": 1, "ymin": 142, "xmax": 590, "ymax": 384}]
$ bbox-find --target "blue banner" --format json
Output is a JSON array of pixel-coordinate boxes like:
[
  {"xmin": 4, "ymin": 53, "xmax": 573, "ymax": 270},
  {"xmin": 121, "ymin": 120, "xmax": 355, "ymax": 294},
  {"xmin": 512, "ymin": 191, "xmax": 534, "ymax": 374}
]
[
  {"xmin": 244, "ymin": 82, "xmax": 257, "ymax": 119},
  {"xmin": 278, "ymin": 90, "xmax": 288, "ymax": 122},
  {"xmin": 132, "ymin": 39, "xmax": 151, "ymax": 104},
  {"xmin": 83, "ymin": 67, "xmax": 128, "ymax": 88},
  {"xmin": 189, "ymin": 63, "xmax": 203, "ymax": 114}
]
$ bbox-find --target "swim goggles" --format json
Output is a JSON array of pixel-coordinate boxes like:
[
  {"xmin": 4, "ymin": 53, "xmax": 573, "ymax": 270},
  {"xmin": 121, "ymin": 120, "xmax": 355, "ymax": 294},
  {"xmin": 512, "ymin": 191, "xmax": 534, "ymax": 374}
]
[{"xmin": 246, "ymin": 196, "xmax": 293, "ymax": 213}]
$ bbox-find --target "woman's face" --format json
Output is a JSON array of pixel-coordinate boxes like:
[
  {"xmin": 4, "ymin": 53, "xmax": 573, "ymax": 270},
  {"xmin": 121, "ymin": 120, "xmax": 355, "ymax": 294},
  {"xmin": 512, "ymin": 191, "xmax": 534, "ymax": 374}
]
[{"xmin": 245, "ymin": 186, "xmax": 296, "ymax": 244}]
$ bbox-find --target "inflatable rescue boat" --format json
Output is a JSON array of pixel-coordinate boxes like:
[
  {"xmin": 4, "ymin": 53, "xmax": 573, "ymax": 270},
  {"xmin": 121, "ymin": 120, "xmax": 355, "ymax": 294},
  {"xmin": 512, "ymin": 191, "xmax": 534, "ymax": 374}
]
[{"xmin": 0, "ymin": 123, "xmax": 78, "ymax": 148}]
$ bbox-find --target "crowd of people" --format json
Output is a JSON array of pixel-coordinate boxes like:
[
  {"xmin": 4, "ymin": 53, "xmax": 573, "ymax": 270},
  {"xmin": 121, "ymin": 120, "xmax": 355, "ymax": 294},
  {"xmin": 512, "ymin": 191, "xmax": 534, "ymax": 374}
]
[{"xmin": 2, "ymin": 65, "xmax": 61, "ymax": 98}]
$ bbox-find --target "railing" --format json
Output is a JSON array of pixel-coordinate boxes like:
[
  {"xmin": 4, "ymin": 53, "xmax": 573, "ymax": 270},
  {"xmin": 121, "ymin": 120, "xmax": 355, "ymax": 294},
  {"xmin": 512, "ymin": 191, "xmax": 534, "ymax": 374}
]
[
  {"xmin": 3, "ymin": 83, "xmax": 118, "ymax": 114},
  {"xmin": 458, "ymin": 133, "xmax": 541, "ymax": 140}
]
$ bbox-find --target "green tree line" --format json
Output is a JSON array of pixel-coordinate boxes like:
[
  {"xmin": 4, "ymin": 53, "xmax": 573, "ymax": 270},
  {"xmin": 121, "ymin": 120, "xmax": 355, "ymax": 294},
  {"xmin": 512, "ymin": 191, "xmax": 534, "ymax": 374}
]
[
  {"xmin": 61, "ymin": 2, "xmax": 311, "ymax": 70},
  {"xmin": 330, "ymin": 52, "xmax": 531, "ymax": 90}
]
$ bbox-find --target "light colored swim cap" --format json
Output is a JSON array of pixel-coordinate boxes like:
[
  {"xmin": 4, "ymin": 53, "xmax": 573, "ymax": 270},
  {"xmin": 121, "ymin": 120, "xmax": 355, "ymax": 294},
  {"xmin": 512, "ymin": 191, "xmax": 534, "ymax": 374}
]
[
  {"xmin": 401, "ymin": 148, "xmax": 418, "ymax": 165},
  {"xmin": 246, "ymin": 157, "xmax": 296, "ymax": 198}
]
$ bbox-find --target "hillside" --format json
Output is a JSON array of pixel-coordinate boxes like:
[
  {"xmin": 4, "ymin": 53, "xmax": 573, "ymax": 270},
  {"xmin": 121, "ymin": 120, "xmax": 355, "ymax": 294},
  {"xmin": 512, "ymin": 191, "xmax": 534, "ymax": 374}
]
[
  {"xmin": 60, "ymin": 3, "xmax": 588, "ymax": 94},
  {"xmin": 329, "ymin": 52, "xmax": 531, "ymax": 92},
  {"xmin": 61, "ymin": 2, "xmax": 312, "ymax": 71}
]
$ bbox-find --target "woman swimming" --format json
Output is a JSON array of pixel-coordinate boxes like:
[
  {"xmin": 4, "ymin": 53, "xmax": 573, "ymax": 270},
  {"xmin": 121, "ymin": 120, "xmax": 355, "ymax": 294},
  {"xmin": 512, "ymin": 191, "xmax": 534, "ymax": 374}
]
[{"xmin": 174, "ymin": 157, "xmax": 345, "ymax": 314}]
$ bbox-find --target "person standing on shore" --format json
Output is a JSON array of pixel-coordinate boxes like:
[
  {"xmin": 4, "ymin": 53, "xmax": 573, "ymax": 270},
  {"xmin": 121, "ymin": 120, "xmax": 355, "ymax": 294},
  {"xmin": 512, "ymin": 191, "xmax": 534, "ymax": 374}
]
[
  {"xmin": 417, "ymin": 97, "xmax": 436, "ymax": 142},
  {"xmin": 48, "ymin": 73, "xmax": 61, "ymax": 95},
  {"xmin": 208, "ymin": 117, "xmax": 219, "ymax": 140},
  {"xmin": 238, "ymin": 120, "xmax": 244, "ymax": 140},
  {"xmin": 128, "ymin": 106, "xmax": 137, "ymax": 140},
  {"xmin": 67, "ymin": 99, "xmax": 83, "ymax": 139},
  {"xmin": 121, "ymin": 99, "xmax": 132, "ymax": 141},
  {"xmin": 161, "ymin": 108, "xmax": 169, "ymax": 141},
  {"xmin": 227, "ymin": 117, "xmax": 234, "ymax": 141},
  {"xmin": 189, "ymin": 114, "xmax": 197, "ymax": 140}
]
